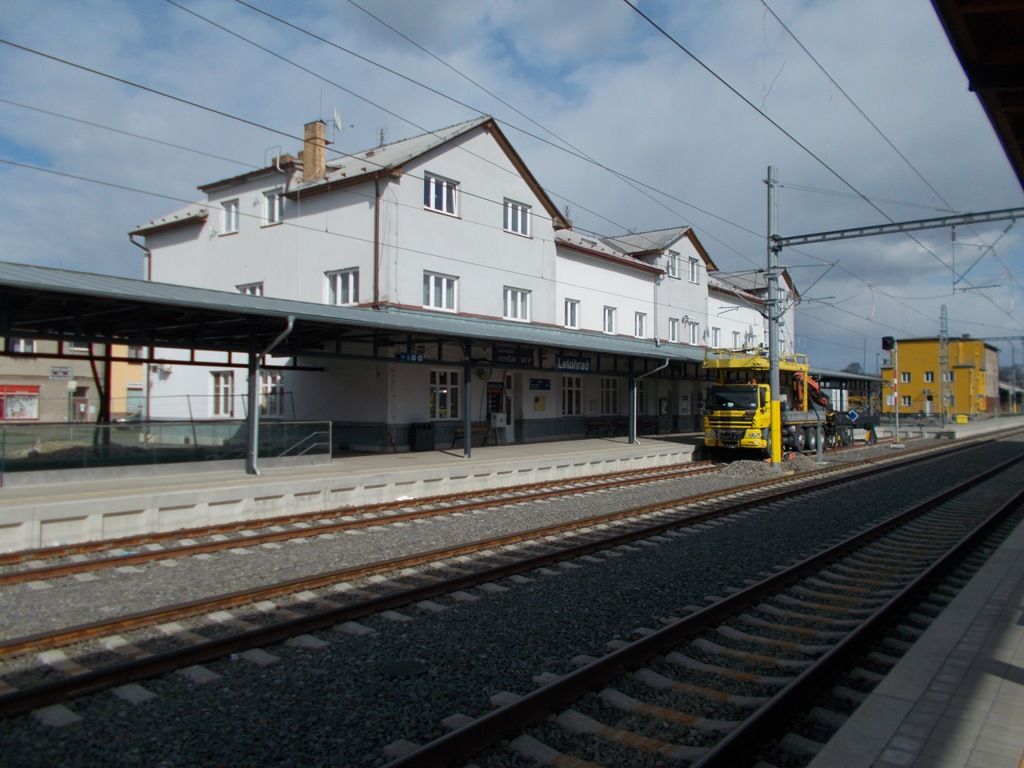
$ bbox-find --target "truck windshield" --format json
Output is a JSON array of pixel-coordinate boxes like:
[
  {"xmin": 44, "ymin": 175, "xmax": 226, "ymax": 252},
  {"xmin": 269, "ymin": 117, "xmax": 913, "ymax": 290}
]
[{"xmin": 707, "ymin": 386, "xmax": 759, "ymax": 410}]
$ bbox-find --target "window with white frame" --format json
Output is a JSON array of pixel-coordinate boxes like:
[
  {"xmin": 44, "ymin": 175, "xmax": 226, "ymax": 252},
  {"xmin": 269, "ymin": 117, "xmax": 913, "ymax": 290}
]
[
  {"xmin": 503, "ymin": 199, "xmax": 530, "ymax": 236},
  {"xmin": 901, "ymin": 371, "xmax": 911, "ymax": 383},
  {"xmin": 68, "ymin": 340, "xmax": 89, "ymax": 353},
  {"xmin": 429, "ymin": 369, "xmax": 460, "ymax": 419},
  {"xmin": 634, "ymin": 312, "xmax": 647, "ymax": 338},
  {"xmin": 423, "ymin": 173, "xmax": 458, "ymax": 215},
  {"xmin": 943, "ymin": 371, "xmax": 955, "ymax": 382},
  {"xmin": 238, "ymin": 282, "xmax": 263, "ymax": 296},
  {"xmin": 564, "ymin": 299, "xmax": 579, "ymax": 329},
  {"xmin": 9, "ymin": 338, "xmax": 34, "ymax": 353},
  {"xmin": 259, "ymin": 371, "xmax": 284, "ymax": 417},
  {"xmin": 901, "ymin": 395, "xmax": 911, "ymax": 408},
  {"xmin": 667, "ymin": 251, "xmax": 680, "ymax": 279},
  {"xmin": 503, "ymin": 287, "xmax": 531, "ymax": 321},
  {"xmin": 687, "ymin": 321, "xmax": 699, "ymax": 345},
  {"xmin": 732, "ymin": 331, "xmax": 741, "ymax": 348},
  {"xmin": 924, "ymin": 371, "xmax": 935, "ymax": 383},
  {"xmin": 326, "ymin": 269, "xmax": 359, "ymax": 306},
  {"xmin": 668, "ymin": 318, "xmax": 680, "ymax": 343},
  {"xmin": 601, "ymin": 377, "xmax": 619, "ymax": 415},
  {"xmin": 711, "ymin": 327, "xmax": 721, "ymax": 347},
  {"xmin": 688, "ymin": 257, "xmax": 700, "ymax": 284},
  {"xmin": 603, "ymin": 306, "xmax": 617, "ymax": 334},
  {"xmin": 423, "ymin": 271, "xmax": 457, "ymax": 311},
  {"xmin": 212, "ymin": 371, "xmax": 234, "ymax": 417},
  {"xmin": 562, "ymin": 375, "xmax": 582, "ymax": 416},
  {"xmin": 263, "ymin": 189, "xmax": 283, "ymax": 226},
  {"xmin": 222, "ymin": 199, "xmax": 239, "ymax": 234}
]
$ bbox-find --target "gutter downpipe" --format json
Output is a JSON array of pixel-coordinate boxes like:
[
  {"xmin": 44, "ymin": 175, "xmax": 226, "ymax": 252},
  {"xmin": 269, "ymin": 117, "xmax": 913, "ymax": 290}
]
[
  {"xmin": 631, "ymin": 357, "xmax": 670, "ymax": 444},
  {"xmin": 247, "ymin": 315, "xmax": 295, "ymax": 476},
  {"xmin": 373, "ymin": 176, "xmax": 381, "ymax": 309},
  {"xmin": 128, "ymin": 234, "xmax": 153, "ymax": 421}
]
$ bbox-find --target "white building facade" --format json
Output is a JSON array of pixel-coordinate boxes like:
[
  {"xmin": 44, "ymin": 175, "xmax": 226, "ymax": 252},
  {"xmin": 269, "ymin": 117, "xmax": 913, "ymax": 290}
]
[{"xmin": 132, "ymin": 117, "xmax": 787, "ymax": 450}]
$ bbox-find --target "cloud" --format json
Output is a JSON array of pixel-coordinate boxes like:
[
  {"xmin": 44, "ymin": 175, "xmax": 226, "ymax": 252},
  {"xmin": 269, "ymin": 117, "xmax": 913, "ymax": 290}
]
[{"xmin": 0, "ymin": 0, "xmax": 1021, "ymax": 371}]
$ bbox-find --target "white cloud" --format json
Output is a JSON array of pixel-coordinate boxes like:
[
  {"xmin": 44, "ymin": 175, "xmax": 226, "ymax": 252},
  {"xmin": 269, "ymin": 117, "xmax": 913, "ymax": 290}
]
[{"xmin": 0, "ymin": 0, "xmax": 1021, "ymax": 371}]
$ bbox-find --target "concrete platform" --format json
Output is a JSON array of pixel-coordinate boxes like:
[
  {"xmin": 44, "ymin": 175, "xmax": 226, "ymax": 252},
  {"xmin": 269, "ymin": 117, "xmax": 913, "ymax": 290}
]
[
  {"xmin": 809, "ymin": 499, "xmax": 1024, "ymax": 768},
  {"xmin": 0, "ymin": 435, "xmax": 699, "ymax": 552}
]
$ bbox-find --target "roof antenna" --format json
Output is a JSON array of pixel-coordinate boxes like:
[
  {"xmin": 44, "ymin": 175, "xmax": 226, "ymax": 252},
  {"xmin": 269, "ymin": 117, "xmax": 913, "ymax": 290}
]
[{"xmin": 378, "ymin": 128, "xmax": 386, "ymax": 147}]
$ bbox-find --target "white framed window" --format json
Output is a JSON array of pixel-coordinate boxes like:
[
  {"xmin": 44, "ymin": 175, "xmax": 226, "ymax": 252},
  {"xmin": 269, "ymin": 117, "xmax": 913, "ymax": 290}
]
[
  {"xmin": 901, "ymin": 371, "xmax": 911, "ymax": 383},
  {"xmin": 212, "ymin": 371, "xmax": 234, "ymax": 417},
  {"xmin": 503, "ymin": 199, "xmax": 530, "ymax": 236},
  {"xmin": 668, "ymin": 318, "xmax": 680, "ymax": 343},
  {"xmin": 711, "ymin": 327, "xmax": 721, "ymax": 347},
  {"xmin": 603, "ymin": 306, "xmax": 617, "ymax": 334},
  {"xmin": 9, "ymin": 338, "xmax": 34, "ymax": 353},
  {"xmin": 238, "ymin": 282, "xmax": 263, "ymax": 296},
  {"xmin": 924, "ymin": 371, "xmax": 935, "ymax": 383},
  {"xmin": 259, "ymin": 371, "xmax": 284, "ymax": 417},
  {"xmin": 732, "ymin": 331, "xmax": 741, "ymax": 348},
  {"xmin": 901, "ymin": 395, "xmax": 911, "ymax": 408},
  {"xmin": 423, "ymin": 173, "xmax": 458, "ymax": 215},
  {"xmin": 601, "ymin": 377, "xmax": 619, "ymax": 415},
  {"xmin": 503, "ymin": 287, "xmax": 531, "ymax": 321},
  {"xmin": 429, "ymin": 369, "xmax": 460, "ymax": 419},
  {"xmin": 634, "ymin": 312, "xmax": 647, "ymax": 338},
  {"xmin": 222, "ymin": 199, "xmax": 239, "ymax": 234},
  {"xmin": 68, "ymin": 340, "xmax": 89, "ymax": 353},
  {"xmin": 688, "ymin": 256, "xmax": 699, "ymax": 284},
  {"xmin": 943, "ymin": 371, "xmax": 955, "ymax": 383},
  {"xmin": 667, "ymin": 251, "xmax": 680, "ymax": 279},
  {"xmin": 423, "ymin": 271, "xmax": 457, "ymax": 311},
  {"xmin": 564, "ymin": 299, "xmax": 579, "ymax": 329},
  {"xmin": 562, "ymin": 375, "xmax": 582, "ymax": 416},
  {"xmin": 326, "ymin": 269, "xmax": 359, "ymax": 306},
  {"xmin": 687, "ymin": 321, "xmax": 699, "ymax": 345},
  {"xmin": 263, "ymin": 188, "xmax": 283, "ymax": 226}
]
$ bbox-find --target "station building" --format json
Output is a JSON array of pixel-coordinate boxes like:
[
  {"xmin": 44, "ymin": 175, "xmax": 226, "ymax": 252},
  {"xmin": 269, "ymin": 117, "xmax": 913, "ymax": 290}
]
[{"xmin": 129, "ymin": 116, "xmax": 797, "ymax": 451}]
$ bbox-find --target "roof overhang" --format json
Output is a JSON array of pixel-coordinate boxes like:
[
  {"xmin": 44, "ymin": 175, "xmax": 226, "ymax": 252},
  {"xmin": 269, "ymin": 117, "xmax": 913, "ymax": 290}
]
[{"xmin": 932, "ymin": 0, "xmax": 1024, "ymax": 189}]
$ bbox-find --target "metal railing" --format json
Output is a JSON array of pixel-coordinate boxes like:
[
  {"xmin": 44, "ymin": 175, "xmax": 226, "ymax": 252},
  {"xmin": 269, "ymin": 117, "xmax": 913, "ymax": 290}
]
[{"xmin": 0, "ymin": 419, "xmax": 332, "ymax": 479}]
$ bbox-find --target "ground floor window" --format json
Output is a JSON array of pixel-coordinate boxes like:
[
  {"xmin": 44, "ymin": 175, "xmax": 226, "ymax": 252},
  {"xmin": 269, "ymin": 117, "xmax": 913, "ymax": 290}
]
[
  {"xmin": 429, "ymin": 369, "xmax": 460, "ymax": 419},
  {"xmin": 212, "ymin": 371, "xmax": 234, "ymax": 417},
  {"xmin": 901, "ymin": 395, "xmax": 911, "ymax": 408},
  {"xmin": 562, "ymin": 375, "xmax": 582, "ymax": 416},
  {"xmin": 0, "ymin": 385, "xmax": 39, "ymax": 420},
  {"xmin": 601, "ymin": 377, "xmax": 619, "ymax": 415},
  {"xmin": 260, "ymin": 372, "xmax": 285, "ymax": 417}
]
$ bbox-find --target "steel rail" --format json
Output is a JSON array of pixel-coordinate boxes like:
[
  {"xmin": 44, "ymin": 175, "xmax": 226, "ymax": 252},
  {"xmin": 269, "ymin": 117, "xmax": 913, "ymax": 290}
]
[
  {"xmin": 0, "ymin": 437, "xmax": 979, "ymax": 661},
  {"xmin": 0, "ymin": 462, "xmax": 717, "ymax": 568},
  {"xmin": 382, "ymin": 451, "xmax": 1024, "ymax": 767},
  {"xmin": 0, "ymin": 437, "xmax": 1000, "ymax": 718}
]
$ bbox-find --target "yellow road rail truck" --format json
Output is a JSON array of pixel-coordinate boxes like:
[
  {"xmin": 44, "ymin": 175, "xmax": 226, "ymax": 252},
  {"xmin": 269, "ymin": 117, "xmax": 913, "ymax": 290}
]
[{"xmin": 702, "ymin": 348, "xmax": 853, "ymax": 456}]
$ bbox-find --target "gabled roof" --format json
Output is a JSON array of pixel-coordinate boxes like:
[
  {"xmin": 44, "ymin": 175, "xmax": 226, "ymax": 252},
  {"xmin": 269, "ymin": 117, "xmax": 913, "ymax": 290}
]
[
  {"xmin": 602, "ymin": 227, "xmax": 718, "ymax": 271},
  {"xmin": 706, "ymin": 274, "xmax": 763, "ymax": 305},
  {"xmin": 712, "ymin": 269, "xmax": 799, "ymax": 299},
  {"xmin": 555, "ymin": 230, "xmax": 664, "ymax": 275},
  {"xmin": 130, "ymin": 204, "xmax": 209, "ymax": 237},
  {"xmin": 287, "ymin": 116, "xmax": 570, "ymax": 230}
]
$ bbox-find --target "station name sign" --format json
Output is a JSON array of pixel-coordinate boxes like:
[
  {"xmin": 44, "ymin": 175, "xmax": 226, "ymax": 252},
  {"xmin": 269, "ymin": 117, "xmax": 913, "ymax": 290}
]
[
  {"xmin": 493, "ymin": 346, "xmax": 534, "ymax": 367},
  {"xmin": 555, "ymin": 354, "xmax": 591, "ymax": 372}
]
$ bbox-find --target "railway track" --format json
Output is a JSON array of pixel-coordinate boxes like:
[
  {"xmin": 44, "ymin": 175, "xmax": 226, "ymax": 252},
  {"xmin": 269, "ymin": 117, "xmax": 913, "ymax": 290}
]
[
  {"xmin": 382, "ymin": 449, "xmax": 1024, "ymax": 767},
  {"xmin": 0, "ymin": 461, "xmax": 725, "ymax": 585},
  {"xmin": 0, "ymin": 433, "xmax": 1011, "ymax": 722}
]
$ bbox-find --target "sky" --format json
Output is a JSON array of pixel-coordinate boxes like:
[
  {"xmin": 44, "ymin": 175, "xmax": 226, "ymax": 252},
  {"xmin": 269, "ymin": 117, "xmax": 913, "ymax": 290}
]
[{"xmin": 1, "ymin": 0, "xmax": 1022, "ymax": 373}]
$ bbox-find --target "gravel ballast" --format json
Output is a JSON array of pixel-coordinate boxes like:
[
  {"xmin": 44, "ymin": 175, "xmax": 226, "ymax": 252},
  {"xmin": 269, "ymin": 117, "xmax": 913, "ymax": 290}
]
[{"xmin": 2, "ymin": 437, "xmax": 1022, "ymax": 767}]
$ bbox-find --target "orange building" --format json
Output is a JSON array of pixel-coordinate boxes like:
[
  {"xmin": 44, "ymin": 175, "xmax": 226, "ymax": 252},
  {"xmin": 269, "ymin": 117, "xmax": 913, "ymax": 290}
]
[{"xmin": 880, "ymin": 337, "xmax": 999, "ymax": 419}]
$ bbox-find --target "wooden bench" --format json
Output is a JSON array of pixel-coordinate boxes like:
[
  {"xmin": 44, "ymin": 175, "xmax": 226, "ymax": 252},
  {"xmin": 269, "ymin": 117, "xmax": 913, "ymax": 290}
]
[{"xmin": 451, "ymin": 422, "xmax": 493, "ymax": 448}]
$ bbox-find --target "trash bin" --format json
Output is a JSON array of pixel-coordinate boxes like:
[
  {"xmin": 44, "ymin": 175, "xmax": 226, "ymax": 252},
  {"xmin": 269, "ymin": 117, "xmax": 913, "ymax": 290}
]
[
  {"xmin": 954, "ymin": 414, "xmax": 969, "ymax": 424},
  {"xmin": 408, "ymin": 422, "xmax": 434, "ymax": 452}
]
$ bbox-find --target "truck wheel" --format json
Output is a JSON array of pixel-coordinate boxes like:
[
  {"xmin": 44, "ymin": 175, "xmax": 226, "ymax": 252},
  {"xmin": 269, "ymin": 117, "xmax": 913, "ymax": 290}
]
[{"xmin": 804, "ymin": 428, "xmax": 816, "ymax": 451}]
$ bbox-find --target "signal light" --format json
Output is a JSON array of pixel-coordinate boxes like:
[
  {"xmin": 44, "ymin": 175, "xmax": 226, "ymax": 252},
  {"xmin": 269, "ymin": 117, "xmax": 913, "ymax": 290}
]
[{"xmin": 881, "ymin": 336, "xmax": 895, "ymax": 351}]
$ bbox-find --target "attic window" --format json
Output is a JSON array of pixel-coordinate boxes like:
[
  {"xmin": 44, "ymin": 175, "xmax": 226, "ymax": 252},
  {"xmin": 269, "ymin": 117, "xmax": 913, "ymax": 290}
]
[{"xmin": 424, "ymin": 173, "xmax": 458, "ymax": 216}]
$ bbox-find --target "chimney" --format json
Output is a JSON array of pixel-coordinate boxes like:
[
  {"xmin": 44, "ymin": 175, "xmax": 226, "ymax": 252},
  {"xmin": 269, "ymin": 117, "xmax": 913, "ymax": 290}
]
[{"xmin": 302, "ymin": 120, "xmax": 327, "ymax": 182}]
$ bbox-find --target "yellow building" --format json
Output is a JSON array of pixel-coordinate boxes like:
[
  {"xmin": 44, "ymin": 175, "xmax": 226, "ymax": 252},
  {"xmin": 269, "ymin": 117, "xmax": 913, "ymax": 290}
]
[
  {"xmin": 109, "ymin": 345, "xmax": 147, "ymax": 420},
  {"xmin": 880, "ymin": 337, "xmax": 999, "ymax": 419}
]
